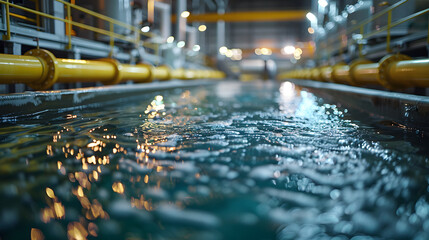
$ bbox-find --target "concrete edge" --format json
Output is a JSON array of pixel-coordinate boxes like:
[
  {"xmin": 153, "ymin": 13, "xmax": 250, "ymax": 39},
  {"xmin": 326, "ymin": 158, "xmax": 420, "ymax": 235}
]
[
  {"xmin": 0, "ymin": 80, "xmax": 216, "ymax": 119},
  {"xmin": 287, "ymin": 79, "xmax": 429, "ymax": 129}
]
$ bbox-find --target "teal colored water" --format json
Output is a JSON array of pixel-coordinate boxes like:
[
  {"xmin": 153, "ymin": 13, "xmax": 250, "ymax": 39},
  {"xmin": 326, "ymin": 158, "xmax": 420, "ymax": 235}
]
[{"xmin": 0, "ymin": 81, "xmax": 429, "ymax": 240}]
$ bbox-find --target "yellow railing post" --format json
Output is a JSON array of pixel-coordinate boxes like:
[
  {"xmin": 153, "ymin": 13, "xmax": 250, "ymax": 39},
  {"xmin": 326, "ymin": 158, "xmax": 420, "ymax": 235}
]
[
  {"xmin": 3, "ymin": 0, "xmax": 11, "ymax": 40},
  {"xmin": 66, "ymin": 4, "xmax": 72, "ymax": 50},
  {"xmin": 386, "ymin": 10, "xmax": 392, "ymax": 53},
  {"xmin": 109, "ymin": 22, "xmax": 114, "ymax": 56},
  {"xmin": 135, "ymin": 28, "xmax": 140, "ymax": 48}
]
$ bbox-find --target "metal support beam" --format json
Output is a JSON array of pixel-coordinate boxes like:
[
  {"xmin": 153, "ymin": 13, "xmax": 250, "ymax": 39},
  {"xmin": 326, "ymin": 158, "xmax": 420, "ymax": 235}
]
[
  {"xmin": 172, "ymin": 10, "xmax": 308, "ymax": 23},
  {"xmin": 154, "ymin": 1, "xmax": 171, "ymax": 40},
  {"xmin": 175, "ymin": 0, "xmax": 186, "ymax": 42},
  {"xmin": 216, "ymin": 0, "xmax": 225, "ymax": 60}
]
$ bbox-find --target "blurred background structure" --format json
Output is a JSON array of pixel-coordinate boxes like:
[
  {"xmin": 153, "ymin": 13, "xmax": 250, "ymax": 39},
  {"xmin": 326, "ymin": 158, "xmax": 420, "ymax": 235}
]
[{"xmin": 0, "ymin": 0, "xmax": 428, "ymax": 93}]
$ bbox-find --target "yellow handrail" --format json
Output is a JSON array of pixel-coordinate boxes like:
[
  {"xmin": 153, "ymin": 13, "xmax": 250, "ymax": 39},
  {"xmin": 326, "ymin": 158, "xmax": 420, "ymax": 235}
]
[
  {"xmin": 318, "ymin": 0, "xmax": 429, "ymax": 59},
  {"xmin": 322, "ymin": 0, "xmax": 408, "ymax": 47},
  {"xmin": 0, "ymin": 0, "xmax": 158, "ymax": 54},
  {"xmin": 9, "ymin": 12, "xmax": 37, "ymax": 23}
]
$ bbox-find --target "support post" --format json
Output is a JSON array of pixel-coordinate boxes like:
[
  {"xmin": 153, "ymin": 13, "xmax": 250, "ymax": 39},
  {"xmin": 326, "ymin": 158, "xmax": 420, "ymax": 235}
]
[
  {"xmin": 216, "ymin": 0, "xmax": 225, "ymax": 60},
  {"xmin": 386, "ymin": 10, "xmax": 392, "ymax": 53},
  {"xmin": 175, "ymin": 0, "xmax": 186, "ymax": 42}
]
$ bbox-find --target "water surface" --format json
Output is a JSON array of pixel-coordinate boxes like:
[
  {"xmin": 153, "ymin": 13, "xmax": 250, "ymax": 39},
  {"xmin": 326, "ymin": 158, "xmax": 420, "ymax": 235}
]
[{"xmin": 0, "ymin": 81, "xmax": 428, "ymax": 240}]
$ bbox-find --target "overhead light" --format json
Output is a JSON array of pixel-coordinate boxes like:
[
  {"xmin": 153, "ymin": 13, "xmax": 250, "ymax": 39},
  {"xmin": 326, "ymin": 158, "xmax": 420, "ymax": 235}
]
[
  {"xmin": 177, "ymin": 41, "xmax": 185, "ymax": 48},
  {"xmin": 193, "ymin": 45, "xmax": 200, "ymax": 51},
  {"xmin": 306, "ymin": 12, "xmax": 317, "ymax": 23},
  {"xmin": 141, "ymin": 26, "xmax": 150, "ymax": 33},
  {"xmin": 255, "ymin": 48, "xmax": 262, "ymax": 55},
  {"xmin": 294, "ymin": 48, "xmax": 303, "ymax": 55},
  {"xmin": 166, "ymin": 36, "xmax": 174, "ymax": 43},
  {"xmin": 181, "ymin": 11, "xmax": 190, "ymax": 18},
  {"xmin": 318, "ymin": 0, "xmax": 328, "ymax": 8},
  {"xmin": 198, "ymin": 25, "xmax": 207, "ymax": 32},
  {"xmin": 231, "ymin": 48, "xmax": 242, "ymax": 55},
  {"xmin": 219, "ymin": 46, "xmax": 228, "ymax": 55},
  {"xmin": 282, "ymin": 45, "xmax": 295, "ymax": 55},
  {"xmin": 225, "ymin": 50, "xmax": 233, "ymax": 58},
  {"xmin": 308, "ymin": 27, "xmax": 315, "ymax": 34},
  {"xmin": 260, "ymin": 48, "xmax": 272, "ymax": 56},
  {"xmin": 231, "ymin": 55, "xmax": 242, "ymax": 61}
]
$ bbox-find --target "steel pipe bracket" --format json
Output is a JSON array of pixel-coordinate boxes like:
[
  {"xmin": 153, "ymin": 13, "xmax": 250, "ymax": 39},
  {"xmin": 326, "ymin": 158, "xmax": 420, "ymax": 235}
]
[
  {"xmin": 378, "ymin": 54, "xmax": 412, "ymax": 89},
  {"xmin": 24, "ymin": 49, "xmax": 59, "ymax": 90},
  {"xmin": 99, "ymin": 58, "xmax": 123, "ymax": 85}
]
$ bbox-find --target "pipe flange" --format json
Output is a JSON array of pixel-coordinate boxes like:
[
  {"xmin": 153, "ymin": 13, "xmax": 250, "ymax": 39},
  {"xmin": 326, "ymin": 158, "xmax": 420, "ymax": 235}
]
[
  {"xmin": 136, "ymin": 63, "xmax": 153, "ymax": 82},
  {"xmin": 378, "ymin": 54, "xmax": 412, "ymax": 89},
  {"xmin": 349, "ymin": 58, "xmax": 373, "ymax": 85},
  {"xmin": 24, "ymin": 49, "xmax": 59, "ymax": 90},
  {"xmin": 99, "ymin": 58, "xmax": 123, "ymax": 85}
]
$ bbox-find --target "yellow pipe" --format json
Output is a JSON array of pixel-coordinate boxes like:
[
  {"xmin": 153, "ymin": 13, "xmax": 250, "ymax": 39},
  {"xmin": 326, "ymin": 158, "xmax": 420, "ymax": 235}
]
[
  {"xmin": 320, "ymin": 66, "xmax": 333, "ymax": 82},
  {"xmin": 121, "ymin": 64, "xmax": 152, "ymax": 83},
  {"xmin": 171, "ymin": 68, "xmax": 185, "ymax": 79},
  {"xmin": 152, "ymin": 66, "xmax": 170, "ymax": 81},
  {"xmin": 0, "ymin": 50, "xmax": 224, "ymax": 89},
  {"xmin": 332, "ymin": 65, "xmax": 352, "ymax": 84},
  {"xmin": 0, "ymin": 54, "xmax": 44, "ymax": 83},
  {"xmin": 278, "ymin": 57, "xmax": 429, "ymax": 89},
  {"xmin": 311, "ymin": 68, "xmax": 321, "ymax": 81},
  {"xmin": 388, "ymin": 59, "xmax": 429, "ymax": 88},
  {"xmin": 352, "ymin": 63, "xmax": 379, "ymax": 85},
  {"xmin": 56, "ymin": 59, "xmax": 116, "ymax": 83}
]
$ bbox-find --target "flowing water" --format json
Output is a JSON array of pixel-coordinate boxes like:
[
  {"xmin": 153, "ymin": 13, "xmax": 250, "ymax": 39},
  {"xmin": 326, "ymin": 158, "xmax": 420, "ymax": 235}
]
[{"xmin": 0, "ymin": 81, "xmax": 429, "ymax": 240}]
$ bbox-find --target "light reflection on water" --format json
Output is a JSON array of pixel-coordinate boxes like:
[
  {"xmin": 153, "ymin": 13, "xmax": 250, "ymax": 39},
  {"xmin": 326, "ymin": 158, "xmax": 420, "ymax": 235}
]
[{"xmin": 0, "ymin": 81, "xmax": 428, "ymax": 240}]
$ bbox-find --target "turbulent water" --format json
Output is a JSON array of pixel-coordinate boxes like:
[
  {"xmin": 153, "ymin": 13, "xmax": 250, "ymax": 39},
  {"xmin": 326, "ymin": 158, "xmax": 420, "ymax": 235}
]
[{"xmin": 0, "ymin": 81, "xmax": 429, "ymax": 240}]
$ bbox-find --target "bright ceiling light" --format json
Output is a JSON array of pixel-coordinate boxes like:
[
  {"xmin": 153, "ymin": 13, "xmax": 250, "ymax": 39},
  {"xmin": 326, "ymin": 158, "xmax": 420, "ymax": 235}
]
[
  {"xmin": 308, "ymin": 27, "xmax": 315, "ymax": 34},
  {"xmin": 141, "ymin": 26, "xmax": 150, "ymax": 33},
  {"xmin": 181, "ymin": 11, "xmax": 190, "ymax": 18},
  {"xmin": 282, "ymin": 45, "xmax": 295, "ymax": 55},
  {"xmin": 193, "ymin": 45, "xmax": 200, "ymax": 51},
  {"xmin": 255, "ymin": 48, "xmax": 262, "ymax": 55},
  {"xmin": 177, "ymin": 41, "xmax": 185, "ymax": 48},
  {"xmin": 167, "ymin": 36, "xmax": 174, "ymax": 43},
  {"xmin": 318, "ymin": 0, "xmax": 328, "ymax": 8},
  {"xmin": 306, "ymin": 12, "xmax": 317, "ymax": 23},
  {"xmin": 231, "ymin": 55, "xmax": 242, "ymax": 61},
  {"xmin": 198, "ymin": 25, "xmax": 207, "ymax": 32},
  {"xmin": 231, "ymin": 48, "xmax": 242, "ymax": 56},
  {"xmin": 225, "ymin": 50, "xmax": 233, "ymax": 58},
  {"xmin": 260, "ymin": 48, "xmax": 272, "ymax": 56},
  {"xmin": 219, "ymin": 46, "xmax": 228, "ymax": 55}
]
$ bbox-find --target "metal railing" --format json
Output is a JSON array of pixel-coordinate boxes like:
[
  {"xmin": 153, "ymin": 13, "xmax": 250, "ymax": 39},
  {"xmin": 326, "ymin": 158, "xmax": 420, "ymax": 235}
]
[
  {"xmin": 317, "ymin": 0, "xmax": 429, "ymax": 59},
  {"xmin": 0, "ymin": 0, "xmax": 158, "ymax": 56}
]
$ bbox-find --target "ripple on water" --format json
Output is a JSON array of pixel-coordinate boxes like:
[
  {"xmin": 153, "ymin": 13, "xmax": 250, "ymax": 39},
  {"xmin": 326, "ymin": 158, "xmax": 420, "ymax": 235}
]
[{"xmin": 0, "ymin": 82, "xmax": 428, "ymax": 240}]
